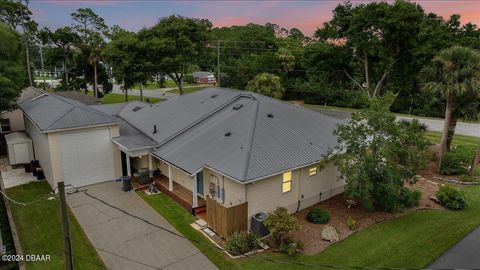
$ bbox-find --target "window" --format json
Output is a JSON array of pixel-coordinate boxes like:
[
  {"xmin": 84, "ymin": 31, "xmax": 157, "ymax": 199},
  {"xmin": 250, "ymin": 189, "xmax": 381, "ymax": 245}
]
[
  {"xmin": 309, "ymin": 167, "xmax": 317, "ymax": 176},
  {"xmin": 282, "ymin": 171, "xmax": 292, "ymax": 193},
  {"xmin": 0, "ymin": 119, "xmax": 10, "ymax": 133}
]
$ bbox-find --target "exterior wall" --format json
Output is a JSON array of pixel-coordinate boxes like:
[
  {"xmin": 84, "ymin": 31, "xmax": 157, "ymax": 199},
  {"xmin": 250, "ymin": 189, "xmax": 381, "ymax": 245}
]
[
  {"xmin": 1, "ymin": 110, "xmax": 25, "ymax": 133},
  {"xmin": 111, "ymin": 126, "xmax": 122, "ymax": 178},
  {"xmin": 154, "ymin": 159, "xmax": 194, "ymax": 192},
  {"xmin": 246, "ymin": 162, "xmax": 345, "ymax": 229},
  {"xmin": 131, "ymin": 155, "xmax": 148, "ymax": 171},
  {"xmin": 203, "ymin": 168, "xmax": 246, "ymax": 207},
  {"xmin": 24, "ymin": 116, "xmax": 54, "ymax": 188}
]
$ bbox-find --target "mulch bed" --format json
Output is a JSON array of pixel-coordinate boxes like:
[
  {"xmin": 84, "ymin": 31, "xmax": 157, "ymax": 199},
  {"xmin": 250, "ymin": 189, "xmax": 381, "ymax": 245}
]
[{"xmin": 290, "ymin": 177, "xmax": 442, "ymax": 254}]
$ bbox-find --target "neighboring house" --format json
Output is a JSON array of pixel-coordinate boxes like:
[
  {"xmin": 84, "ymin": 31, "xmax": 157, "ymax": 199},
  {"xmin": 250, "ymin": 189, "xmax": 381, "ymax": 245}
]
[
  {"xmin": 0, "ymin": 87, "xmax": 46, "ymax": 155},
  {"xmin": 19, "ymin": 87, "xmax": 345, "ymax": 238},
  {"xmin": 191, "ymin": 71, "xmax": 216, "ymax": 84},
  {"xmin": 54, "ymin": 91, "xmax": 101, "ymax": 105}
]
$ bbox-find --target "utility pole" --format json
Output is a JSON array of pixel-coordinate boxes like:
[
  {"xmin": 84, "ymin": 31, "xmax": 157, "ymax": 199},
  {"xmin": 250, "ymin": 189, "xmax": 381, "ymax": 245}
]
[
  {"xmin": 216, "ymin": 40, "xmax": 220, "ymax": 87},
  {"xmin": 19, "ymin": 0, "xmax": 33, "ymax": 87},
  {"xmin": 58, "ymin": 182, "xmax": 73, "ymax": 270},
  {"xmin": 39, "ymin": 43, "xmax": 46, "ymax": 90}
]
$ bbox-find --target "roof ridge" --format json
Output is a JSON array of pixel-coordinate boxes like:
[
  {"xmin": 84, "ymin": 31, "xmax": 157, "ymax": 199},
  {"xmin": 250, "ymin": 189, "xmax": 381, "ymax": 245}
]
[
  {"xmin": 241, "ymin": 99, "xmax": 260, "ymax": 180},
  {"xmin": 44, "ymin": 106, "xmax": 76, "ymax": 130},
  {"xmin": 156, "ymin": 92, "xmax": 252, "ymax": 147}
]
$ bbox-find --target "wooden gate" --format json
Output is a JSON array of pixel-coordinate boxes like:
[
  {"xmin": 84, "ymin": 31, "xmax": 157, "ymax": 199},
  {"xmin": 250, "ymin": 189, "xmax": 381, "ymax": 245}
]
[{"xmin": 206, "ymin": 197, "xmax": 248, "ymax": 238}]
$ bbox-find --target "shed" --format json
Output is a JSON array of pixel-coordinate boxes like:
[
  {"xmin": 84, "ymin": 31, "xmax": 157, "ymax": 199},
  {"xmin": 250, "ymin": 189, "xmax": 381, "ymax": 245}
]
[{"xmin": 5, "ymin": 132, "xmax": 34, "ymax": 165}]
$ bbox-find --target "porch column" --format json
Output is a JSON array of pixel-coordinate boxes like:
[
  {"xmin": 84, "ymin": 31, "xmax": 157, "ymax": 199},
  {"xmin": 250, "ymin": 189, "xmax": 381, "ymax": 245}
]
[
  {"xmin": 148, "ymin": 155, "xmax": 152, "ymax": 177},
  {"xmin": 168, "ymin": 165, "xmax": 173, "ymax": 191},
  {"xmin": 126, "ymin": 153, "xmax": 131, "ymax": 176},
  {"xmin": 192, "ymin": 174, "xmax": 198, "ymax": 208}
]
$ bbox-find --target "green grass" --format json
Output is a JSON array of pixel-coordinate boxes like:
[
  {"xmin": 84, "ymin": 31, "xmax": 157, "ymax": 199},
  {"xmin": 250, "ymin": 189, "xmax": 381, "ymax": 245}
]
[
  {"xmin": 131, "ymin": 80, "xmax": 194, "ymax": 90},
  {"xmin": 139, "ymin": 186, "xmax": 480, "ymax": 270},
  {"xmin": 424, "ymin": 131, "xmax": 480, "ymax": 147},
  {"xmin": 100, "ymin": 93, "xmax": 164, "ymax": 104},
  {"xmin": 167, "ymin": 86, "xmax": 208, "ymax": 95},
  {"xmin": 7, "ymin": 181, "xmax": 104, "ymax": 270}
]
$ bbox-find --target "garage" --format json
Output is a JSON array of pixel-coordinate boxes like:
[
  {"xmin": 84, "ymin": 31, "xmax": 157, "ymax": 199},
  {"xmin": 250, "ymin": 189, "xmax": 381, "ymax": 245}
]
[{"xmin": 59, "ymin": 128, "xmax": 115, "ymax": 187}]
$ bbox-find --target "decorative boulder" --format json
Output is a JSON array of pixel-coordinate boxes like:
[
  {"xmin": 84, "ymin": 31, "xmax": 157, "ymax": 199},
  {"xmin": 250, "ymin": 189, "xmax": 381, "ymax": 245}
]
[{"xmin": 321, "ymin": 225, "xmax": 339, "ymax": 242}]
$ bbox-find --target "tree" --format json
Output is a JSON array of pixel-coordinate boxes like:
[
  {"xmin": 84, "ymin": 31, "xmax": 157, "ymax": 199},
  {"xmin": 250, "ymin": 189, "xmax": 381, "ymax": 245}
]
[
  {"xmin": 139, "ymin": 15, "xmax": 212, "ymax": 95},
  {"xmin": 328, "ymin": 93, "xmax": 429, "ymax": 211},
  {"xmin": 316, "ymin": 0, "xmax": 424, "ymax": 98},
  {"xmin": 419, "ymin": 46, "xmax": 480, "ymax": 172},
  {"xmin": 0, "ymin": 22, "xmax": 25, "ymax": 111},
  {"xmin": 103, "ymin": 29, "xmax": 146, "ymax": 102},
  {"xmin": 71, "ymin": 8, "xmax": 108, "ymax": 96},
  {"xmin": 246, "ymin": 73, "xmax": 284, "ymax": 99},
  {"xmin": 49, "ymin": 27, "xmax": 79, "ymax": 91},
  {"xmin": 276, "ymin": 47, "xmax": 295, "ymax": 73}
]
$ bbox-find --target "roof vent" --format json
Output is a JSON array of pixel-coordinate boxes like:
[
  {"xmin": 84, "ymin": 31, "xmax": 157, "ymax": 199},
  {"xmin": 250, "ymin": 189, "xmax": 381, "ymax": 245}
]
[
  {"xmin": 224, "ymin": 131, "xmax": 232, "ymax": 137},
  {"xmin": 132, "ymin": 106, "xmax": 142, "ymax": 112},
  {"xmin": 232, "ymin": 104, "xmax": 243, "ymax": 110},
  {"xmin": 267, "ymin": 113, "xmax": 274, "ymax": 118},
  {"xmin": 153, "ymin": 125, "xmax": 157, "ymax": 134},
  {"xmin": 211, "ymin": 94, "xmax": 218, "ymax": 98}
]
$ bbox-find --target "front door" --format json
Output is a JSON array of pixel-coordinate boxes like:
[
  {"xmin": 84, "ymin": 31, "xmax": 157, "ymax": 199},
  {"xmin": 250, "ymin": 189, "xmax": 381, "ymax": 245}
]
[{"xmin": 196, "ymin": 172, "xmax": 204, "ymax": 196}]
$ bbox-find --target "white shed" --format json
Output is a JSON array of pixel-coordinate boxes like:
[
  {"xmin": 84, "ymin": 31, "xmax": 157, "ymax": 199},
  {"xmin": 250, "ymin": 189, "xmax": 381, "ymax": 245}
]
[{"xmin": 5, "ymin": 132, "xmax": 34, "ymax": 165}]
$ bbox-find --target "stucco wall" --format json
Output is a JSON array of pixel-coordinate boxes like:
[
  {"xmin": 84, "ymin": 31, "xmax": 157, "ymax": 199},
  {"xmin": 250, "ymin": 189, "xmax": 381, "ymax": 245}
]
[
  {"xmin": 1, "ymin": 110, "xmax": 25, "ymax": 133},
  {"xmin": 24, "ymin": 116, "xmax": 54, "ymax": 188},
  {"xmin": 203, "ymin": 168, "xmax": 246, "ymax": 207}
]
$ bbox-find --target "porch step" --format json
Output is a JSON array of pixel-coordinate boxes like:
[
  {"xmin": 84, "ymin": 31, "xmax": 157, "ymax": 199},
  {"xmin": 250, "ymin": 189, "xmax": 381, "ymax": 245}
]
[{"xmin": 193, "ymin": 205, "xmax": 206, "ymax": 215}]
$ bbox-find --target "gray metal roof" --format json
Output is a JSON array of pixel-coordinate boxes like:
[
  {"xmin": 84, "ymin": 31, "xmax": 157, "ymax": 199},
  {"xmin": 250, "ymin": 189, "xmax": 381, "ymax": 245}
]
[
  {"xmin": 90, "ymin": 103, "xmax": 129, "ymax": 116},
  {"xmin": 120, "ymin": 87, "xmax": 341, "ymax": 182},
  {"xmin": 17, "ymin": 87, "xmax": 46, "ymax": 104},
  {"xmin": 19, "ymin": 94, "xmax": 121, "ymax": 132}
]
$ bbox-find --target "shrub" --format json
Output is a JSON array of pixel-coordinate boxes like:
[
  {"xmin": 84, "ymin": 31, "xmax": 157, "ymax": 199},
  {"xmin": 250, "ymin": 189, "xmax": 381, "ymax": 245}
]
[
  {"xmin": 277, "ymin": 239, "xmax": 303, "ymax": 256},
  {"xmin": 440, "ymin": 145, "xmax": 476, "ymax": 175},
  {"xmin": 460, "ymin": 175, "xmax": 480, "ymax": 183},
  {"xmin": 437, "ymin": 185, "xmax": 467, "ymax": 210},
  {"xmin": 399, "ymin": 188, "xmax": 422, "ymax": 208},
  {"xmin": 225, "ymin": 231, "xmax": 260, "ymax": 255},
  {"xmin": 346, "ymin": 216, "xmax": 358, "ymax": 231},
  {"xmin": 263, "ymin": 207, "xmax": 300, "ymax": 249},
  {"xmin": 307, "ymin": 208, "xmax": 330, "ymax": 224}
]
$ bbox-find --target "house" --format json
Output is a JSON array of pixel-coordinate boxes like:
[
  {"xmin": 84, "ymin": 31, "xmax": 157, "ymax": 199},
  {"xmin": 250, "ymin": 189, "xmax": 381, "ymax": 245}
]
[
  {"xmin": 0, "ymin": 87, "xmax": 46, "ymax": 155},
  {"xmin": 0, "ymin": 87, "xmax": 101, "ymax": 155},
  {"xmin": 19, "ymin": 87, "xmax": 345, "ymax": 237},
  {"xmin": 191, "ymin": 71, "xmax": 216, "ymax": 84}
]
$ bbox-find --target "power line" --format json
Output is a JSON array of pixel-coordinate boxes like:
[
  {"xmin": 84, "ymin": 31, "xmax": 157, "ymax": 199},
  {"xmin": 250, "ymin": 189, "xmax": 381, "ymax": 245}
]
[{"xmin": 80, "ymin": 190, "xmax": 429, "ymax": 270}]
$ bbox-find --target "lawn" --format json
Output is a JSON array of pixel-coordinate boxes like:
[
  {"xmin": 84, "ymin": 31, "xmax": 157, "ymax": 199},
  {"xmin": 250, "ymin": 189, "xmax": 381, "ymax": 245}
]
[
  {"xmin": 167, "ymin": 86, "xmax": 208, "ymax": 95},
  {"xmin": 424, "ymin": 131, "xmax": 480, "ymax": 147},
  {"xmin": 139, "ymin": 131, "xmax": 480, "ymax": 270},
  {"xmin": 132, "ymin": 80, "xmax": 194, "ymax": 90},
  {"xmin": 7, "ymin": 181, "xmax": 105, "ymax": 270},
  {"xmin": 100, "ymin": 93, "xmax": 164, "ymax": 104}
]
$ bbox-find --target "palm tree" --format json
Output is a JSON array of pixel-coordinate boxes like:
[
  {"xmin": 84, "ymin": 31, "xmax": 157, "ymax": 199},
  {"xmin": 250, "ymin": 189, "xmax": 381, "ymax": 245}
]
[{"xmin": 419, "ymin": 46, "xmax": 480, "ymax": 172}]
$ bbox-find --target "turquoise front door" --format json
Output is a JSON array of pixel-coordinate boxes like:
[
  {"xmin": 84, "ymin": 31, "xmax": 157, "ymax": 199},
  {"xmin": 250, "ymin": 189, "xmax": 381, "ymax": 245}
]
[{"xmin": 196, "ymin": 172, "xmax": 204, "ymax": 196}]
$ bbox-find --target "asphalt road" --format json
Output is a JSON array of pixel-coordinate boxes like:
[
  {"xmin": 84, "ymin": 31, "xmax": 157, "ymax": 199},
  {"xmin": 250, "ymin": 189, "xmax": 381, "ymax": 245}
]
[
  {"xmin": 428, "ymin": 226, "xmax": 480, "ymax": 269},
  {"xmin": 310, "ymin": 107, "xmax": 480, "ymax": 138}
]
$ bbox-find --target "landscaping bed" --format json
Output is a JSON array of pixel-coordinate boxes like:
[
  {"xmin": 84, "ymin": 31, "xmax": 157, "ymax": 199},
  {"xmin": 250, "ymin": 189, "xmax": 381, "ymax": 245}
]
[{"xmin": 291, "ymin": 177, "xmax": 441, "ymax": 254}]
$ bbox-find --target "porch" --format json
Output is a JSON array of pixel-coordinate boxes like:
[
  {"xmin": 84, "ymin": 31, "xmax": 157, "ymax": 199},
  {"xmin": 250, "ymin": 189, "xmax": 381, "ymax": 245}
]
[{"xmin": 154, "ymin": 175, "xmax": 206, "ymax": 216}]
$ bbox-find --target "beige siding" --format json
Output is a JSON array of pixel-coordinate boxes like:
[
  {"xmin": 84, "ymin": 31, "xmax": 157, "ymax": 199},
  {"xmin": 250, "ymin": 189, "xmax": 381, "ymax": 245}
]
[
  {"xmin": 246, "ymin": 163, "xmax": 345, "ymax": 228},
  {"xmin": 24, "ymin": 116, "xmax": 54, "ymax": 188},
  {"xmin": 171, "ymin": 166, "xmax": 193, "ymax": 191},
  {"xmin": 131, "ymin": 155, "xmax": 148, "ymax": 171},
  {"xmin": 246, "ymin": 170, "xmax": 300, "ymax": 221},
  {"xmin": 203, "ymin": 168, "xmax": 246, "ymax": 207},
  {"xmin": 111, "ymin": 126, "xmax": 122, "ymax": 178},
  {"xmin": 1, "ymin": 110, "xmax": 25, "ymax": 133}
]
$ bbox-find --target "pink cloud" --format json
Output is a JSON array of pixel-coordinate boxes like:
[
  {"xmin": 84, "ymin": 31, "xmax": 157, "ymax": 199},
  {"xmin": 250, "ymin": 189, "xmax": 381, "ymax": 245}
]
[{"xmin": 42, "ymin": 0, "xmax": 117, "ymax": 6}]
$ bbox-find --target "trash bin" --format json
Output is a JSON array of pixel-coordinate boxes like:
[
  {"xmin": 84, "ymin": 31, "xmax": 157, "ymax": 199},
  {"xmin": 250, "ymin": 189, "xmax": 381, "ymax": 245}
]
[
  {"xmin": 36, "ymin": 168, "xmax": 45, "ymax": 180},
  {"xmin": 138, "ymin": 169, "xmax": 150, "ymax": 185},
  {"xmin": 122, "ymin": 176, "xmax": 132, "ymax": 192}
]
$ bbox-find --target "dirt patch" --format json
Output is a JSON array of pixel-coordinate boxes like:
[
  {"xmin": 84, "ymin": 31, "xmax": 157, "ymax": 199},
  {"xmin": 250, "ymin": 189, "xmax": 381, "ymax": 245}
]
[{"xmin": 290, "ymin": 177, "xmax": 442, "ymax": 254}]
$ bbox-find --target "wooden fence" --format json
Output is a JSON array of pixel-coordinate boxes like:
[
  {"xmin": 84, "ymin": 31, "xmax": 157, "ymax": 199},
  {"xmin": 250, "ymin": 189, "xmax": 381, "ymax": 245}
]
[{"xmin": 206, "ymin": 197, "xmax": 248, "ymax": 238}]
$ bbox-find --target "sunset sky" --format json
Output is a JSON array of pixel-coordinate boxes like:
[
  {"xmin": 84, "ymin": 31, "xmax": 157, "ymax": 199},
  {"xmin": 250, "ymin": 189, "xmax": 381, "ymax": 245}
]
[{"xmin": 30, "ymin": 0, "xmax": 480, "ymax": 36}]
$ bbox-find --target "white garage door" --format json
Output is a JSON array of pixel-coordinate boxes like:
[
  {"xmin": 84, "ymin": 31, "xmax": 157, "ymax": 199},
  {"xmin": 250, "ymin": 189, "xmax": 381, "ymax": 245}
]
[{"xmin": 59, "ymin": 128, "xmax": 115, "ymax": 187}]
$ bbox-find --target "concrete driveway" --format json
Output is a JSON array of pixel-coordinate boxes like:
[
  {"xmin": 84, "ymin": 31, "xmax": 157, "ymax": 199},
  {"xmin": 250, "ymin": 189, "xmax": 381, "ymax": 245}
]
[
  {"xmin": 428, "ymin": 226, "xmax": 480, "ymax": 269},
  {"xmin": 67, "ymin": 181, "xmax": 218, "ymax": 270}
]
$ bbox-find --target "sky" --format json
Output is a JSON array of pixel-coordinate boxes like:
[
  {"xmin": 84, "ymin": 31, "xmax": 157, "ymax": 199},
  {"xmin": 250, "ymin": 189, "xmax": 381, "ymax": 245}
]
[{"xmin": 30, "ymin": 0, "xmax": 480, "ymax": 36}]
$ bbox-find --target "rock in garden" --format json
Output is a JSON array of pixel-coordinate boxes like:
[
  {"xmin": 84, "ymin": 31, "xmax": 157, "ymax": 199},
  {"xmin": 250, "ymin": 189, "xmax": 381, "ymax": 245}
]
[
  {"xmin": 346, "ymin": 200, "xmax": 357, "ymax": 208},
  {"xmin": 321, "ymin": 225, "xmax": 339, "ymax": 242}
]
